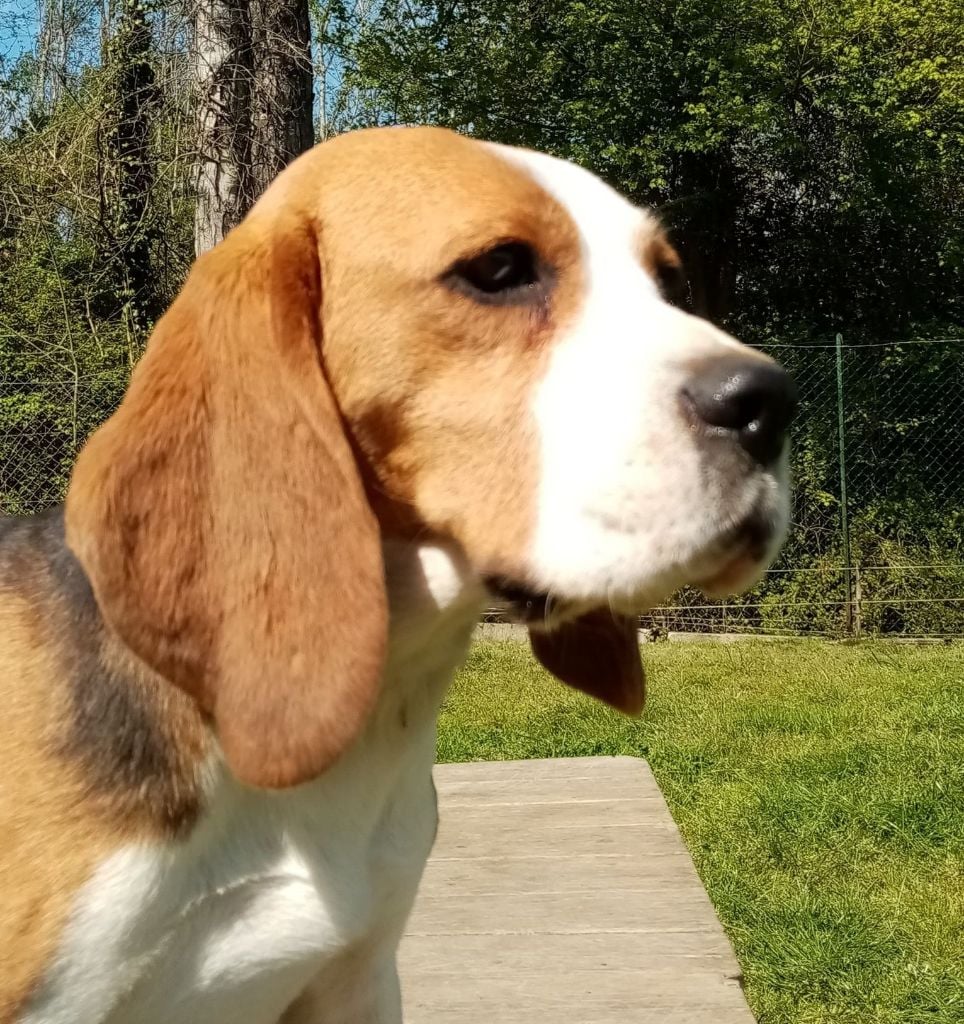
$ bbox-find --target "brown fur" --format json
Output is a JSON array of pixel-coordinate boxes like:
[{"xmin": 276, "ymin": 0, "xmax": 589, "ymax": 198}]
[
  {"xmin": 66, "ymin": 212, "xmax": 388, "ymax": 791},
  {"xmin": 64, "ymin": 127, "xmax": 597, "ymax": 795},
  {"xmin": 296, "ymin": 127, "xmax": 584, "ymax": 578},
  {"xmin": 0, "ymin": 605, "xmax": 114, "ymax": 1020},
  {"xmin": 635, "ymin": 223, "xmax": 685, "ymax": 309}
]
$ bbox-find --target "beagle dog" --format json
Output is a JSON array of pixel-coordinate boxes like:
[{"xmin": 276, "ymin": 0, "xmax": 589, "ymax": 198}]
[{"xmin": 0, "ymin": 126, "xmax": 796, "ymax": 1023}]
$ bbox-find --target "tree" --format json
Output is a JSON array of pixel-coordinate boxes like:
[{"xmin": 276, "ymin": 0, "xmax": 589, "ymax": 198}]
[
  {"xmin": 192, "ymin": 0, "xmax": 313, "ymax": 253},
  {"xmin": 192, "ymin": 0, "xmax": 256, "ymax": 254},
  {"xmin": 250, "ymin": 0, "xmax": 313, "ymax": 195}
]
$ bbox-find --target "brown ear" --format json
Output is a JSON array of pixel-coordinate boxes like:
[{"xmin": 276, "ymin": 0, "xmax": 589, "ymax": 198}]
[
  {"xmin": 529, "ymin": 611, "xmax": 645, "ymax": 715},
  {"xmin": 65, "ymin": 215, "xmax": 387, "ymax": 789}
]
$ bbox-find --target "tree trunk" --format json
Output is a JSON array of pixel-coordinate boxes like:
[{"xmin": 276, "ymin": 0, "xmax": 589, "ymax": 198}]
[
  {"xmin": 34, "ymin": 0, "xmax": 68, "ymax": 109},
  {"xmin": 192, "ymin": 0, "xmax": 313, "ymax": 256},
  {"xmin": 250, "ymin": 0, "xmax": 313, "ymax": 196},
  {"xmin": 192, "ymin": 0, "xmax": 255, "ymax": 255}
]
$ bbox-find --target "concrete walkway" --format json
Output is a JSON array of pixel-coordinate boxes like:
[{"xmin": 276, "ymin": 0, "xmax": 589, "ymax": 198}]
[{"xmin": 400, "ymin": 756, "xmax": 756, "ymax": 1023}]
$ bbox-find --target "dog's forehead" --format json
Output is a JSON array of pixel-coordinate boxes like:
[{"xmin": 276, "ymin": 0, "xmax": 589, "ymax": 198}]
[
  {"xmin": 487, "ymin": 142, "xmax": 656, "ymax": 256},
  {"xmin": 274, "ymin": 127, "xmax": 656, "ymax": 267},
  {"xmin": 319, "ymin": 128, "xmax": 567, "ymax": 257}
]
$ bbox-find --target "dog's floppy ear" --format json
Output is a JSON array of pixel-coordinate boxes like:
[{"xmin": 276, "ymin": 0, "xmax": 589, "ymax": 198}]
[
  {"xmin": 529, "ymin": 611, "xmax": 645, "ymax": 715},
  {"xmin": 66, "ymin": 214, "xmax": 388, "ymax": 789}
]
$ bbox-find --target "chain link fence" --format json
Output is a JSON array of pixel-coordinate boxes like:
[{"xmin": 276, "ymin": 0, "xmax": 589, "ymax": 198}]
[
  {"xmin": 0, "ymin": 366, "xmax": 128, "ymax": 515},
  {"xmin": 1, "ymin": 337, "xmax": 962, "ymax": 637}
]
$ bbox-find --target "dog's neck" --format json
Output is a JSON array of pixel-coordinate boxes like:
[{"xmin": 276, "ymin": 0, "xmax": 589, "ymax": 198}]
[{"xmin": 381, "ymin": 537, "xmax": 487, "ymax": 684}]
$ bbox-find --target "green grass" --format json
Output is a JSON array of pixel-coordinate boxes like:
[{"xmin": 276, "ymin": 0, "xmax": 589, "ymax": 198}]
[{"xmin": 440, "ymin": 639, "xmax": 964, "ymax": 1024}]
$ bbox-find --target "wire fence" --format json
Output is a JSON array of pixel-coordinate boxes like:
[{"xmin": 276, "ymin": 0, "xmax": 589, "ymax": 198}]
[{"xmin": 1, "ymin": 337, "xmax": 962, "ymax": 637}]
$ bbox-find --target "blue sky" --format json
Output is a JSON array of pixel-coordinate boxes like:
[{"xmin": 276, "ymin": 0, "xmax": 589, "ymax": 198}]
[{"xmin": 0, "ymin": 0, "xmax": 39, "ymax": 67}]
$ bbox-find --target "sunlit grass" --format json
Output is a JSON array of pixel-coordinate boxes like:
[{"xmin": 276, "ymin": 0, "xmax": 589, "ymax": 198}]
[{"xmin": 441, "ymin": 639, "xmax": 964, "ymax": 1023}]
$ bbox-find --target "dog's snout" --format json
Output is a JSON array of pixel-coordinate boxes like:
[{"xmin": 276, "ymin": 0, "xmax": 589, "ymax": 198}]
[{"xmin": 682, "ymin": 357, "xmax": 798, "ymax": 465}]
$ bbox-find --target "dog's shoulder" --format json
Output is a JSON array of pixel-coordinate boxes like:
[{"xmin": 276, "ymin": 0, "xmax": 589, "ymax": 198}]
[
  {"xmin": 0, "ymin": 508, "xmax": 209, "ymax": 1018},
  {"xmin": 0, "ymin": 506, "xmax": 99, "ymax": 617},
  {"xmin": 0, "ymin": 505, "xmax": 208, "ymax": 832}
]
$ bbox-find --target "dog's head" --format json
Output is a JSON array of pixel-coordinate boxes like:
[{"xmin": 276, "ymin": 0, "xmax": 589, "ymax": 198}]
[{"xmin": 66, "ymin": 127, "xmax": 795, "ymax": 788}]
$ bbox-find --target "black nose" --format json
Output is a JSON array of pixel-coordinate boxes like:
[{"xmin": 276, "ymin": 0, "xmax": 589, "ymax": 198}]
[{"xmin": 682, "ymin": 357, "xmax": 798, "ymax": 465}]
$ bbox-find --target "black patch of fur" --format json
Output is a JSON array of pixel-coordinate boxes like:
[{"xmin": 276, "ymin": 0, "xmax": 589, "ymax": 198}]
[{"xmin": 0, "ymin": 508, "xmax": 203, "ymax": 834}]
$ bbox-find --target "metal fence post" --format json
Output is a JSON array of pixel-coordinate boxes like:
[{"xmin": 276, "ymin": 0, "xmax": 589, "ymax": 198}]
[
  {"xmin": 853, "ymin": 564, "xmax": 863, "ymax": 638},
  {"xmin": 835, "ymin": 333, "xmax": 854, "ymax": 634}
]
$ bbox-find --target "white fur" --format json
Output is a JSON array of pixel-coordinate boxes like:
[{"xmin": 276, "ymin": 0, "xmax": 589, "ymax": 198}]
[
  {"xmin": 493, "ymin": 144, "xmax": 789, "ymax": 608},
  {"xmin": 22, "ymin": 542, "xmax": 484, "ymax": 1024}
]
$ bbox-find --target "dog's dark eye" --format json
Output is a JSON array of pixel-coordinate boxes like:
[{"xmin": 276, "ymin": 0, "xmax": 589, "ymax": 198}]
[{"xmin": 448, "ymin": 242, "xmax": 540, "ymax": 300}]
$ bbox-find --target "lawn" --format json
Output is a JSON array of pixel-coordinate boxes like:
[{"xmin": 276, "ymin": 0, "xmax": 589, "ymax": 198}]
[{"xmin": 440, "ymin": 639, "xmax": 964, "ymax": 1024}]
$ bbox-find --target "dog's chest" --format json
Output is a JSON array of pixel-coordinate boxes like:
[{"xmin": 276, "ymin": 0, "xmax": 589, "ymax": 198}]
[
  {"xmin": 23, "ymin": 541, "xmax": 482, "ymax": 1024},
  {"xmin": 25, "ymin": 717, "xmax": 441, "ymax": 1024}
]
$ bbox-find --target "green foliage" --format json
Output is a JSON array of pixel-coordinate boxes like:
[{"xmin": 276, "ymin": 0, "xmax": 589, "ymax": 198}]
[
  {"xmin": 0, "ymin": 205, "xmax": 129, "ymax": 511},
  {"xmin": 0, "ymin": 39, "xmax": 193, "ymax": 513}
]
